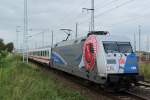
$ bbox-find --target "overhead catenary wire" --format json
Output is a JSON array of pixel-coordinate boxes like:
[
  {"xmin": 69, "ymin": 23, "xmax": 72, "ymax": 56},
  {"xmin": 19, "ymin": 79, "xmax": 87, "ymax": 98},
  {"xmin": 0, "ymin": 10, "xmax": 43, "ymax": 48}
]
[
  {"xmin": 96, "ymin": 11, "xmax": 150, "ymax": 28},
  {"xmin": 95, "ymin": 0, "xmax": 135, "ymax": 19},
  {"xmin": 56, "ymin": 0, "xmax": 89, "ymax": 28},
  {"xmin": 77, "ymin": 0, "xmax": 134, "ymax": 26},
  {"xmin": 57, "ymin": 0, "xmax": 115, "ymax": 29},
  {"xmin": 94, "ymin": 0, "xmax": 120, "ymax": 10},
  {"xmin": 56, "ymin": 0, "xmax": 127, "ymax": 33}
]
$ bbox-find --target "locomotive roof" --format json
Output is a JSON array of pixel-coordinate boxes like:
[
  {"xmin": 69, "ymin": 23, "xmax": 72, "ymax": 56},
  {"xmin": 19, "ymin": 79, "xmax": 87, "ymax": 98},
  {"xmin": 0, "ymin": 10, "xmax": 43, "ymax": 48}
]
[
  {"xmin": 98, "ymin": 35, "xmax": 130, "ymax": 42},
  {"xmin": 54, "ymin": 35, "xmax": 130, "ymax": 47}
]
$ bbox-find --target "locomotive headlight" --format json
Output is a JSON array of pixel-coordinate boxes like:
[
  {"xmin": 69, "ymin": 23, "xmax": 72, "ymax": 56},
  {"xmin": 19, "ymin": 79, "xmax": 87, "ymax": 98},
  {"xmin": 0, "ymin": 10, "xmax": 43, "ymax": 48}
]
[
  {"xmin": 107, "ymin": 65, "xmax": 111, "ymax": 71},
  {"xmin": 107, "ymin": 59, "xmax": 116, "ymax": 71},
  {"xmin": 107, "ymin": 65, "xmax": 114, "ymax": 71}
]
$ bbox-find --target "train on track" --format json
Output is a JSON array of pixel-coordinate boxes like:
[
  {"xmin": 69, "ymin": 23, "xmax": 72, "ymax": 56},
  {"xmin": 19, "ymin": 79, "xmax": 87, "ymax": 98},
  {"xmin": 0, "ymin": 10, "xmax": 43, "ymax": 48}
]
[{"xmin": 29, "ymin": 31, "xmax": 143, "ymax": 90}]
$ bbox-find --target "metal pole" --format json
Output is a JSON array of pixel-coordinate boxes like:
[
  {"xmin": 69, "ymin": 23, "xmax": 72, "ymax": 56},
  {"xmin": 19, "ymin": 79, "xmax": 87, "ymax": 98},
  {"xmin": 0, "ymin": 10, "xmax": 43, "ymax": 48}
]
[
  {"xmin": 139, "ymin": 25, "xmax": 141, "ymax": 52},
  {"xmin": 42, "ymin": 32, "xmax": 44, "ymax": 47},
  {"xmin": 91, "ymin": 0, "xmax": 94, "ymax": 31},
  {"xmin": 16, "ymin": 27, "xmax": 19, "ymax": 51},
  {"xmin": 51, "ymin": 31, "xmax": 54, "ymax": 67},
  {"xmin": 147, "ymin": 36, "xmax": 149, "ymax": 52},
  {"xmin": 89, "ymin": 22, "xmax": 91, "ymax": 32},
  {"xmin": 75, "ymin": 23, "xmax": 78, "ymax": 39},
  {"xmin": 138, "ymin": 25, "xmax": 141, "ymax": 63},
  {"xmin": 23, "ymin": 0, "xmax": 25, "ymax": 62},
  {"xmin": 23, "ymin": 0, "xmax": 28, "ymax": 63},
  {"xmin": 51, "ymin": 31, "xmax": 54, "ymax": 48},
  {"xmin": 82, "ymin": 0, "xmax": 95, "ymax": 32},
  {"xmin": 134, "ymin": 33, "xmax": 136, "ymax": 52}
]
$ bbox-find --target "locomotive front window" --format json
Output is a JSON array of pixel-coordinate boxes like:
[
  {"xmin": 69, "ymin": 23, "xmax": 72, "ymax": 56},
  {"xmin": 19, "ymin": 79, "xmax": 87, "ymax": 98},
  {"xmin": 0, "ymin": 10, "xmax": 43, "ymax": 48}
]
[
  {"xmin": 117, "ymin": 42, "xmax": 133, "ymax": 53},
  {"xmin": 103, "ymin": 41, "xmax": 133, "ymax": 53},
  {"xmin": 103, "ymin": 41, "xmax": 118, "ymax": 53}
]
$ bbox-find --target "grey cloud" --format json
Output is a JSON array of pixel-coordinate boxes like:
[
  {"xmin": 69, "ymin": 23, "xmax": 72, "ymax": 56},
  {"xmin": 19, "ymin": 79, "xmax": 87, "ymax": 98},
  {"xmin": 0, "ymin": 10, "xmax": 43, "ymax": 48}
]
[{"xmin": 0, "ymin": 0, "xmax": 149, "ymax": 51}]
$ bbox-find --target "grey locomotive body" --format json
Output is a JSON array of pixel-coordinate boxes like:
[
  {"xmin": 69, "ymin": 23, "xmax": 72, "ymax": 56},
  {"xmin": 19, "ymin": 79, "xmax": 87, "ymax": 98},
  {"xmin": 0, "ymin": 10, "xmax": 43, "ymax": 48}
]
[{"xmin": 29, "ymin": 31, "xmax": 143, "ymax": 89}]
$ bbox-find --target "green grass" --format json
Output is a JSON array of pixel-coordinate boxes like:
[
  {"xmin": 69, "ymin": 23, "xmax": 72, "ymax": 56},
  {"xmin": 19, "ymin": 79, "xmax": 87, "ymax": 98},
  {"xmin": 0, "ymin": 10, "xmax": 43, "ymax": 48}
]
[
  {"xmin": 140, "ymin": 63, "xmax": 150, "ymax": 81},
  {"xmin": 0, "ymin": 55, "xmax": 87, "ymax": 100}
]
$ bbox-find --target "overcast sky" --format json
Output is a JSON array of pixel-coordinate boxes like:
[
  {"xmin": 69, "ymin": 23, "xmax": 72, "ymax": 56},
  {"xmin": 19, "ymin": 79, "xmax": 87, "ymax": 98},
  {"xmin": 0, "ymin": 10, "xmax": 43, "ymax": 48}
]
[{"xmin": 0, "ymin": 0, "xmax": 150, "ymax": 51}]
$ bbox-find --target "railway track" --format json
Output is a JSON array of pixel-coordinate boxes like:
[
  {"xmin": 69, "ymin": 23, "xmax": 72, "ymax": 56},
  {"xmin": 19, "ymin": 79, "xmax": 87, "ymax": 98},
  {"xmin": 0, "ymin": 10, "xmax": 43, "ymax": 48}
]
[
  {"xmin": 125, "ymin": 81, "xmax": 150, "ymax": 100},
  {"xmin": 137, "ymin": 81, "xmax": 150, "ymax": 87},
  {"xmin": 29, "ymin": 60, "xmax": 150, "ymax": 100},
  {"xmin": 125, "ymin": 91, "xmax": 149, "ymax": 100}
]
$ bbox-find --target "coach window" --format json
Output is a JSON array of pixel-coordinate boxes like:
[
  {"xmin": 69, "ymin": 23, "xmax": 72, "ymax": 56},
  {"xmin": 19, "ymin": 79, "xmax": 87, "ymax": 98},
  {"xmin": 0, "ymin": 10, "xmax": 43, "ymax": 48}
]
[
  {"xmin": 45, "ymin": 51, "xmax": 47, "ymax": 56},
  {"xmin": 44, "ymin": 51, "xmax": 46, "ymax": 57},
  {"xmin": 38, "ymin": 51, "xmax": 40, "ymax": 56},
  {"xmin": 40, "ymin": 51, "xmax": 42, "ymax": 56},
  {"xmin": 45, "ymin": 50, "xmax": 48, "ymax": 57},
  {"xmin": 45, "ymin": 51, "xmax": 47, "ymax": 57},
  {"xmin": 46, "ymin": 51, "xmax": 47, "ymax": 56},
  {"xmin": 47, "ymin": 51, "xmax": 49, "ymax": 57},
  {"xmin": 43, "ymin": 51, "xmax": 44, "ymax": 56},
  {"xmin": 42, "ymin": 51, "xmax": 44, "ymax": 56},
  {"xmin": 39, "ymin": 51, "xmax": 42, "ymax": 56},
  {"xmin": 37, "ymin": 51, "xmax": 39, "ymax": 56},
  {"xmin": 44, "ymin": 51, "xmax": 46, "ymax": 56},
  {"xmin": 39, "ymin": 51, "xmax": 41, "ymax": 56},
  {"xmin": 43, "ymin": 51, "xmax": 45, "ymax": 57}
]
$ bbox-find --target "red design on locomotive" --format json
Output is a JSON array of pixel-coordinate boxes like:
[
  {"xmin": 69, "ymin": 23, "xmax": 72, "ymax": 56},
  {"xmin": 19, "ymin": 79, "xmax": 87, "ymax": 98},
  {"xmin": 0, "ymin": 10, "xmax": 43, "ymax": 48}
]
[{"xmin": 83, "ymin": 35, "xmax": 98, "ymax": 70}]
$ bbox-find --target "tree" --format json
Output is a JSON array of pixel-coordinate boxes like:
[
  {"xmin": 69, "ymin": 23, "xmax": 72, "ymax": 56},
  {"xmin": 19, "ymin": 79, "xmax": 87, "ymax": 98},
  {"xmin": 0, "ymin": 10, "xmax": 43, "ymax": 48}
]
[
  {"xmin": 0, "ymin": 39, "xmax": 5, "ymax": 51},
  {"xmin": 5, "ymin": 42, "xmax": 14, "ymax": 53},
  {"xmin": 0, "ymin": 38, "xmax": 14, "ymax": 53}
]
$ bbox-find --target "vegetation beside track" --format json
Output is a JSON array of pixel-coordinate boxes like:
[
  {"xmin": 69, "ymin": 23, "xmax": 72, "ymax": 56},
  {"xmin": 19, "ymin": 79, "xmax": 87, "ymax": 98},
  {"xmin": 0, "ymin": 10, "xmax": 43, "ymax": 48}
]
[
  {"xmin": 0, "ymin": 54, "xmax": 87, "ymax": 100},
  {"xmin": 140, "ymin": 63, "xmax": 150, "ymax": 81}
]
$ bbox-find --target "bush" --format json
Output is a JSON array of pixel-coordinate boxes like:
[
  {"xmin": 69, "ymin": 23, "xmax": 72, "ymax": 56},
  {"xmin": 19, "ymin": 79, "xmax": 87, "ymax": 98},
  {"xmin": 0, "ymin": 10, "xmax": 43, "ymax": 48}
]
[
  {"xmin": 0, "ymin": 51, "xmax": 8, "ymax": 67},
  {"xmin": 140, "ymin": 63, "xmax": 150, "ymax": 81}
]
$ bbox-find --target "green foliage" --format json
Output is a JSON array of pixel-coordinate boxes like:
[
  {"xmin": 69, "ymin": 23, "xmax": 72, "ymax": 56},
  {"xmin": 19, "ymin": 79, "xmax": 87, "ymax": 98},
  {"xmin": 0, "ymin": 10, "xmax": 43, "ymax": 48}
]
[
  {"xmin": 5, "ymin": 42, "xmax": 14, "ymax": 52},
  {"xmin": 140, "ymin": 63, "xmax": 150, "ymax": 81},
  {"xmin": 0, "ymin": 39, "xmax": 5, "ymax": 51},
  {"xmin": 0, "ymin": 38, "xmax": 14, "ymax": 53},
  {"xmin": 0, "ymin": 51, "xmax": 9, "ymax": 67},
  {"xmin": 0, "ymin": 56, "xmax": 87, "ymax": 100}
]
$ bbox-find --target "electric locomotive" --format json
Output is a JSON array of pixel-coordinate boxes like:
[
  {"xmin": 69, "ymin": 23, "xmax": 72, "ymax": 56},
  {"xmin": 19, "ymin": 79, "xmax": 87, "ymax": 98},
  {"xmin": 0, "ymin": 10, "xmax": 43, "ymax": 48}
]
[{"xmin": 29, "ymin": 31, "xmax": 143, "ymax": 89}]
